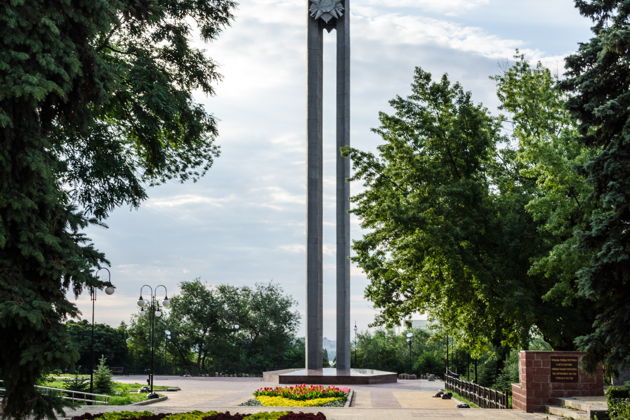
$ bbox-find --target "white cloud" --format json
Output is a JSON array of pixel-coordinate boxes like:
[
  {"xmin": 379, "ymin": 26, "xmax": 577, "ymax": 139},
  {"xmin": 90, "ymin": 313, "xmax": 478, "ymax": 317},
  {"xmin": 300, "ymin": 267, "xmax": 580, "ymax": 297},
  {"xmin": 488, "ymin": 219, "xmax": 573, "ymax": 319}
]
[
  {"xmin": 361, "ymin": 0, "xmax": 490, "ymax": 16},
  {"xmin": 278, "ymin": 244, "xmax": 305, "ymax": 253},
  {"xmin": 351, "ymin": 265, "xmax": 365, "ymax": 277},
  {"xmin": 279, "ymin": 243, "xmax": 334, "ymax": 256},
  {"xmin": 353, "ymin": 11, "xmax": 541, "ymax": 60},
  {"xmin": 145, "ymin": 194, "xmax": 237, "ymax": 209},
  {"xmin": 250, "ymin": 186, "xmax": 304, "ymax": 211},
  {"xmin": 537, "ymin": 54, "xmax": 568, "ymax": 77}
]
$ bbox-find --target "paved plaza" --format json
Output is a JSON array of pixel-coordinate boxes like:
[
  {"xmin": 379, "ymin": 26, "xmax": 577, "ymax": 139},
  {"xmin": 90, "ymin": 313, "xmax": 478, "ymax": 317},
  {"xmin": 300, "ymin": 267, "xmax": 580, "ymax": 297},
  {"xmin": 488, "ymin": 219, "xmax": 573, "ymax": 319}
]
[{"xmin": 63, "ymin": 376, "xmax": 548, "ymax": 420}]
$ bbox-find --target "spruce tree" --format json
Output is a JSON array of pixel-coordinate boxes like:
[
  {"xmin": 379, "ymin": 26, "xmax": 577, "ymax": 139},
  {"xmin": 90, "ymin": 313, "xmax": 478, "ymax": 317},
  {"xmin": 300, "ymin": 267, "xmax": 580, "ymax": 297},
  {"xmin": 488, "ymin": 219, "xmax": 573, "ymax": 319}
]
[
  {"xmin": 0, "ymin": 1, "xmax": 235, "ymax": 418},
  {"xmin": 93, "ymin": 356, "xmax": 113, "ymax": 395},
  {"xmin": 562, "ymin": 0, "xmax": 630, "ymax": 371}
]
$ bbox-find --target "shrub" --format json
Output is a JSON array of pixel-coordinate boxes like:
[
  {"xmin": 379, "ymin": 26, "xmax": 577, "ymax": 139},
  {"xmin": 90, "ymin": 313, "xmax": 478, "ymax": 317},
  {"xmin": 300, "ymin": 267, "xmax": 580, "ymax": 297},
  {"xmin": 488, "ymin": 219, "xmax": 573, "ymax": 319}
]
[
  {"xmin": 71, "ymin": 412, "xmax": 324, "ymax": 420},
  {"xmin": 93, "ymin": 356, "xmax": 113, "ymax": 394},
  {"xmin": 71, "ymin": 411, "xmax": 154, "ymax": 420},
  {"xmin": 65, "ymin": 374, "xmax": 90, "ymax": 392},
  {"xmin": 243, "ymin": 413, "xmax": 291, "ymax": 420},
  {"xmin": 164, "ymin": 411, "xmax": 219, "ymax": 420},
  {"xmin": 203, "ymin": 413, "xmax": 247, "ymax": 420},
  {"xmin": 100, "ymin": 412, "xmax": 159, "ymax": 420},
  {"xmin": 278, "ymin": 413, "xmax": 326, "ymax": 420},
  {"xmin": 607, "ymin": 386, "xmax": 630, "ymax": 420}
]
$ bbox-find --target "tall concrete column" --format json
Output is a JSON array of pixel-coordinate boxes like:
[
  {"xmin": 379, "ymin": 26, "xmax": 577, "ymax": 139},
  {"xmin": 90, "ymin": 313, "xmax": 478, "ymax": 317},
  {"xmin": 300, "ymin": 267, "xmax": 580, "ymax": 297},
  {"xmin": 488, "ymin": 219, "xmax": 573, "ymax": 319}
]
[
  {"xmin": 306, "ymin": 9, "xmax": 323, "ymax": 371},
  {"xmin": 336, "ymin": 0, "xmax": 351, "ymax": 371}
]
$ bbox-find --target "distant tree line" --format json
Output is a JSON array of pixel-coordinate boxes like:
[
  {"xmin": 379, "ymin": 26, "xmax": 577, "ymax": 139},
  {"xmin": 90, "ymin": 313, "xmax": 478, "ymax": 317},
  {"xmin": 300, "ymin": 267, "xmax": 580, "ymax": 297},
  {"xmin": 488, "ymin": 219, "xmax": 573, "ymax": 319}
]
[
  {"xmin": 61, "ymin": 280, "xmax": 303, "ymax": 376},
  {"xmin": 351, "ymin": 327, "xmax": 555, "ymax": 392}
]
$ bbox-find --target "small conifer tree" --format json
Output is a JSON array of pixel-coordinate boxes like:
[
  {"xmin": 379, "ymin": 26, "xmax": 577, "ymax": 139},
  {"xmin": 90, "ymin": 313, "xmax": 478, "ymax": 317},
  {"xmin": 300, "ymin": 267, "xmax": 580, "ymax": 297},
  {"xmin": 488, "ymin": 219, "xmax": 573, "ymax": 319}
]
[{"xmin": 93, "ymin": 356, "xmax": 113, "ymax": 395}]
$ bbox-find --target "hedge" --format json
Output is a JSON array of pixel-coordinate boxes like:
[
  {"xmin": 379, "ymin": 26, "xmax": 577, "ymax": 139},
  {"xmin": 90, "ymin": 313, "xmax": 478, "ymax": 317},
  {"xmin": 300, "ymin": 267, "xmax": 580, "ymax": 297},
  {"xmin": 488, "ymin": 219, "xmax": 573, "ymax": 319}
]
[
  {"xmin": 607, "ymin": 386, "xmax": 630, "ymax": 420},
  {"xmin": 71, "ymin": 412, "xmax": 324, "ymax": 420}
]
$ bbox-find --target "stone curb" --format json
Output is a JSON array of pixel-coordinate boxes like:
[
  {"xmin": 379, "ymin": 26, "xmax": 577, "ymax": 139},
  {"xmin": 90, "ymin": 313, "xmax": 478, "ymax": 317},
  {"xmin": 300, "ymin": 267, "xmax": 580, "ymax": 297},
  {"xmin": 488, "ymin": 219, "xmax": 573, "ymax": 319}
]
[
  {"xmin": 344, "ymin": 390, "xmax": 354, "ymax": 408},
  {"xmin": 132, "ymin": 396, "xmax": 168, "ymax": 406}
]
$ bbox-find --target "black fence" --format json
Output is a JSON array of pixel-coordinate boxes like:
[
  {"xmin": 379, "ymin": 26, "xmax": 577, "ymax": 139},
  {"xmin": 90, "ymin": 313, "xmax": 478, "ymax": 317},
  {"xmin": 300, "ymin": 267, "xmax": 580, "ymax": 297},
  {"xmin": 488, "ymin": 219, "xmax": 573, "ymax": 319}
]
[{"xmin": 444, "ymin": 370, "xmax": 511, "ymax": 409}]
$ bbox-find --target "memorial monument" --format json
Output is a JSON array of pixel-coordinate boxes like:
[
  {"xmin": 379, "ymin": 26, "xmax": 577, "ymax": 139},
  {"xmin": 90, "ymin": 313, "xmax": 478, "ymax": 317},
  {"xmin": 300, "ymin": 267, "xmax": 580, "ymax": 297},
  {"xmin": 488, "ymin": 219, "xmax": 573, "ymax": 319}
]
[
  {"xmin": 269, "ymin": 0, "xmax": 396, "ymax": 385},
  {"xmin": 306, "ymin": 0, "xmax": 351, "ymax": 372}
]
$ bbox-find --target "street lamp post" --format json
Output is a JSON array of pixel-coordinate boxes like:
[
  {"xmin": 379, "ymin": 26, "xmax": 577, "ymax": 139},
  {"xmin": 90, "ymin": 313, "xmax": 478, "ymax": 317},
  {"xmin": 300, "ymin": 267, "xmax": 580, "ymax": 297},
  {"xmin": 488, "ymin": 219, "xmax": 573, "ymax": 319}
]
[
  {"xmin": 89, "ymin": 267, "xmax": 115, "ymax": 394},
  {"xmin": 406, "ymin": 332, "xmax": 413, "ymax": 374},
  {"xmin": 164, "ymin": 330, "xmax": 171, "ymax": 375},
  {"xmin": 353, "ymin": 321, "xmax": 358, "ymax": 367},
  {"xmin": 445, "ymin": 335, "xmax": 449, "ymax": 374},
  {"xmin": 137, "ymin": 285, "xmax": 170, "ymax": 399}
]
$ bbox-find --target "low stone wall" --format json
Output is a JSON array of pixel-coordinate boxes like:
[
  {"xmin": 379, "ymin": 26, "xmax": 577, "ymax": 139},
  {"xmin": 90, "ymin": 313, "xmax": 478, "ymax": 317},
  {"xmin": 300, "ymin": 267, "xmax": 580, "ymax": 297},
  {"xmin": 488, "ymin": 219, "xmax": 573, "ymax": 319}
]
[{"xmin": 512, "ymin": 351, "xmax": 604, "ymax": 412}]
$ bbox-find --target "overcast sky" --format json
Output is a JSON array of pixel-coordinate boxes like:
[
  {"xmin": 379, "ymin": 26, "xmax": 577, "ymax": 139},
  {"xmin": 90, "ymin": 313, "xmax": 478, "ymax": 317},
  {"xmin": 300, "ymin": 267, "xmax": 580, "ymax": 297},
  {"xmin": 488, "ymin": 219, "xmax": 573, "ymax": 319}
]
[{"xmin": 77, "ymin": 0, "xmax": 593, "ymax": 339}]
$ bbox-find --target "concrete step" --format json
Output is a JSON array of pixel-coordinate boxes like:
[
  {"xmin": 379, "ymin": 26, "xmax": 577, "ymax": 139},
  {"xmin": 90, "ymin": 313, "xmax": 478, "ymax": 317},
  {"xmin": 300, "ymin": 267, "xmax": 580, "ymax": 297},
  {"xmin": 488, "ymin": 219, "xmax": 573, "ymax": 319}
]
[
  {"xmin": 556, "ymin": 397, "xmax": 608, "ymax": 412},
  {"xmin": 547, "ymin": 405, "xmax": 590, "ymax": 420},
  {"xmin": 541, "ymin": 414, "xmax": 566, "ymax": 420}
]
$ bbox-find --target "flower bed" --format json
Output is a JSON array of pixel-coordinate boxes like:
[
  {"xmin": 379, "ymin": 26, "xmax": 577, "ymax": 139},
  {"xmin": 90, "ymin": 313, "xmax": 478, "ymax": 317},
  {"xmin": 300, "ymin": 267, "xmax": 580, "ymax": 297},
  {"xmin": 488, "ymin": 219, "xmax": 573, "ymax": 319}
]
[
  {"xmin": 252, "ymin": 385, "xmax": 350, "ymax": 407},
  {"xmin": 71, "ymin": 411, "xmax": 326, "ymax": 420}
]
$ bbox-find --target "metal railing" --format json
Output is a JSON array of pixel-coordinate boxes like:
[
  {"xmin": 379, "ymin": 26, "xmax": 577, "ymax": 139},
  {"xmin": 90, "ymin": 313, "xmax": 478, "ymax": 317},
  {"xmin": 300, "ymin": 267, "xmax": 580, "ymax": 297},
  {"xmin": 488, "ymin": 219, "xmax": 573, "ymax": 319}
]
[
  {"xmin": 0, "ymin": 380, "xmax": 109, "ymax": 405},
  {"xmin": 444, "ymin": 370, "xmax": 511, "ymax": 409}
]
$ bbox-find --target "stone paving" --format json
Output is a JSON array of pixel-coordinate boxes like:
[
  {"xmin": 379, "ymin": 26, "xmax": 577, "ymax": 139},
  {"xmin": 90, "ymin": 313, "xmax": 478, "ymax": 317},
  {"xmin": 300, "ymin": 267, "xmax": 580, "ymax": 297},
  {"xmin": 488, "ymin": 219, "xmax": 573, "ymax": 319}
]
[{"xmin": 62, "ymin": 376, "xmax": 548, "ymax": 420}]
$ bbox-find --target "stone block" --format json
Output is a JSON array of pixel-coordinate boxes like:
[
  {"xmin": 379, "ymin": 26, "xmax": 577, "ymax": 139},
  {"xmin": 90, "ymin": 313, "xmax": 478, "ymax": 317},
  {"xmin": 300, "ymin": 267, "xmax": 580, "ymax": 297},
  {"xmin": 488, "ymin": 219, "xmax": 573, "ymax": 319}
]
[
  {"xmin": 513, "ymin": 351, "xmax": 605, "ymax": 413},
  {"xmin": 533, "ymin": 374, "xmax": 548, "ymax": 383}
]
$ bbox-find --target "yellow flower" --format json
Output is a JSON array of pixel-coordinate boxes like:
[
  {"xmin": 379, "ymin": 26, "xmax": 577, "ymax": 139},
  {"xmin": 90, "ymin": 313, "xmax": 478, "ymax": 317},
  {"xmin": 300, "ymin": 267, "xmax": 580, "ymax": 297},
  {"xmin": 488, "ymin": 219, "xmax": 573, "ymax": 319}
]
[{"xmin": 256, "ymin": 396, "xmax": 343, "ymax": 407}]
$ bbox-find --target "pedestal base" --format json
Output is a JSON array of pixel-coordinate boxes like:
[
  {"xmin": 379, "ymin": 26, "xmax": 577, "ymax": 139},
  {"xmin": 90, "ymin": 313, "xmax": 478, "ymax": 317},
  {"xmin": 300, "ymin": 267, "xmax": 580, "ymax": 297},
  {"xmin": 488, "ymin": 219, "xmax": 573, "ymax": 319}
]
[{"xmin": 265, "ymin": 368, "xmax": 397, "ymax": 385}]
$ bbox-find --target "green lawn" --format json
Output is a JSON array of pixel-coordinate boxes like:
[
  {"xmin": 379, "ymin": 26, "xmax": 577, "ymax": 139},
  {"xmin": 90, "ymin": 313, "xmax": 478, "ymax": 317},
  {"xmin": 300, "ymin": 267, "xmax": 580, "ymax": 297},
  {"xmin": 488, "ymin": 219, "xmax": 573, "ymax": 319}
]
[
  {"xmin": 447, "ymin": 391, "xmax": 480, "ymax": 408},
  {"xmin": 40, "ymin": 378, "xmax": 168, "ymax": 405}
]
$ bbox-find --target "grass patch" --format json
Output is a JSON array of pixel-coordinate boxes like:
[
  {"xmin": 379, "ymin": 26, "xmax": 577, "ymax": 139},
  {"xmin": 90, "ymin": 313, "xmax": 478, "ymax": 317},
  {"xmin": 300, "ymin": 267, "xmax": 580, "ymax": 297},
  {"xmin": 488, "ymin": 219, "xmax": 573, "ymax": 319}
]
[
  {"xmin": 103, "ymin": 382, "xmax": 168, "ymax": 405},
  {"xmin": 111, "ymin": 382, "xmax": 170, "ymax": 393},
  {"xmin": 447, "ymin": 391, "xmax": 480, "ymax": 408},
  {"xmin": 39, "ymin": 379, "xmax": 168, "ymax": 405}
]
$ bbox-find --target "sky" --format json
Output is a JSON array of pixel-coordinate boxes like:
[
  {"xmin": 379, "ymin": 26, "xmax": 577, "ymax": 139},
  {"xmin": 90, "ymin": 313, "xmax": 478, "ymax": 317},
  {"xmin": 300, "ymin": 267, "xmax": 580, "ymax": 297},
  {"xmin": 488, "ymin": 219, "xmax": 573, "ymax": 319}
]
[{"xmin": 76, "ymin": 0, "xmax": 593, "ymax": 340}]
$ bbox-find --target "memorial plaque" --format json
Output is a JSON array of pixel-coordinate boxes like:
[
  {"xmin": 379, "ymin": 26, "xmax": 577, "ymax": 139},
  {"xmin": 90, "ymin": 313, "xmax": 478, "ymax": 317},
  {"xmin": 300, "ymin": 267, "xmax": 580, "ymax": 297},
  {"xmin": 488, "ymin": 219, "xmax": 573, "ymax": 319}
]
[{"xmin": 550, "ymin": 356, "xmax": 579, "ymax": 382}]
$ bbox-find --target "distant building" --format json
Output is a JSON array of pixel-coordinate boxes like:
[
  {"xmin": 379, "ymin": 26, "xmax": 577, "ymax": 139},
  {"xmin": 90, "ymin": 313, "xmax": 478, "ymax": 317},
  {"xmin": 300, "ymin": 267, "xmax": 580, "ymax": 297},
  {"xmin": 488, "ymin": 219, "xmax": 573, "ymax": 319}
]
[{"xmin": 323, "ymin": 337, "xmax": 336, "ymax": 365}]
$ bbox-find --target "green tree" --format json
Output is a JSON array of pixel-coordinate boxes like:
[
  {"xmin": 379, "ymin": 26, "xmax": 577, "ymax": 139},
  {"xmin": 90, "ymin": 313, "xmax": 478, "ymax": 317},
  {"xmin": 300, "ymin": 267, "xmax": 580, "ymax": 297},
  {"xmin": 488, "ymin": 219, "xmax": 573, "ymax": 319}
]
[
  {"xmin": 347, "ymin": 68, "xmax": 534, "ymax": 357},
  {"xmin": 347, "ymin": 64, "xmax": 595, "ymax": 365},
  {"xmin": 354, "ymin": 329, "xmax": 407, "ymax": 374},
  {"xmin": 492, "ymin": 56, "xmax": 595, "ymax": 349},
  {"xmin": 232, "ymin": 282, "xmax": 301, "ymax": 374},
  {"xmin": 353, "ymin": 328, "xmax": 446, "ymax": 376},
  {"xmin": 561, "ymin": 0, "xmax": 630, "ymax": 372},
  {"xmin": 93, "ymin": 356, "xmax": 113, "ymax": 395},
  {"xmin": 127, "ymin": 307, "xmax": 172, "ymax": 375},
  {"xmin": 130, "ymin": 279, "xmax": 301, "ymax": 375},
  {"xmin": 65, "ymin": 320, "xmax": 128, "ymax": 372},
  {"xmin": 0, "ymin": 1, "xmax": 235, "ymax": 417}
]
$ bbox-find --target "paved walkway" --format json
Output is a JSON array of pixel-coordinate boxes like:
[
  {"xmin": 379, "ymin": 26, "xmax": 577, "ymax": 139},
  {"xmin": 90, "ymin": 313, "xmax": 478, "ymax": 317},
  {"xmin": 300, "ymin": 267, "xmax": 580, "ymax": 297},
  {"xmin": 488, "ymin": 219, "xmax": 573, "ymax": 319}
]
[{"xmin": 62, "ymin": 376, "xmax": 547, "ymax": 420}]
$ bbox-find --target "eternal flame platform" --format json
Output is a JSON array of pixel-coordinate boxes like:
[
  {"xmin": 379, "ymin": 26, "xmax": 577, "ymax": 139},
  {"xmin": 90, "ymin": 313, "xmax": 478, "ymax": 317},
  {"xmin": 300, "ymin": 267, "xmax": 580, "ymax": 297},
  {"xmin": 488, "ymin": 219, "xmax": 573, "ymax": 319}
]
[{"xmin": 263, "ymin": 368, "xmax": 398, "ymax": 385}]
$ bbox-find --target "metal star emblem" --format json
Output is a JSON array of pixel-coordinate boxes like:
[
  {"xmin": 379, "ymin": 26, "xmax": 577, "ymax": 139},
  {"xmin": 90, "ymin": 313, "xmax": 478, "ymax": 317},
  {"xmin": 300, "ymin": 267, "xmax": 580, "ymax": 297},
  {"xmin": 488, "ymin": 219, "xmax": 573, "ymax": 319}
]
[{"xmin": 309, "ymin": 0, "xmax": 344, "ymax": 24}]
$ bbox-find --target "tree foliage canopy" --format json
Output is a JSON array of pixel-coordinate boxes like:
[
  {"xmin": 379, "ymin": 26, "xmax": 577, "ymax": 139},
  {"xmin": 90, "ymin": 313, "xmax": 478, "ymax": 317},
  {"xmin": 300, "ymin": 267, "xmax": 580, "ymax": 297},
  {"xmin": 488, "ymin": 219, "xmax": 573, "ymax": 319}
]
[
  {"xmin": 65, "ymin": 320, "xmax": 129, "ymax": 372},
  {"xmin": 127, "ymin": 280, "xmax": 301, "ymax": 375},
  {"xmin": 347, "ymin": 60, "xmax": 595, "ymax": 359},
  {"xmin": 0, "ymin": 1, "xmax": 235, "ymax": 417},
  {"xmin": 562, "ymin": 0, "xmax": 630, "ymax": 371}
]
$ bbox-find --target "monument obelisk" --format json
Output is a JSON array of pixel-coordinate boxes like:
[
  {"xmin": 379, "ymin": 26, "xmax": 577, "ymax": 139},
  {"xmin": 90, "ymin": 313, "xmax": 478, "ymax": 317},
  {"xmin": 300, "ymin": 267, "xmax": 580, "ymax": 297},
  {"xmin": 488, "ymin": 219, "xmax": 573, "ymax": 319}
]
[
  {"xmin": 306, "ymin": 0, "xmax": 351, "ymax": 371},
  {"xmin": 271, "ymin": 0, "xmax": 394, "ymax": 384}
]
